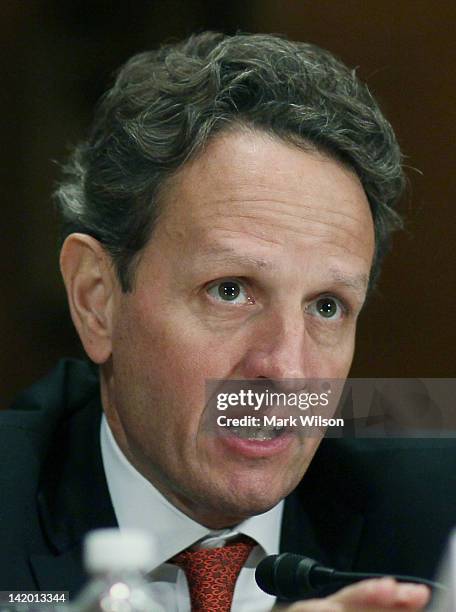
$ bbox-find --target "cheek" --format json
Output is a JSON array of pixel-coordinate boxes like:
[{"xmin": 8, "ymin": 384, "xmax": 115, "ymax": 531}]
[
  {"xmin": 114, "ymin": 299, "xmax": 239, "ymax": 410},
  {"xmin": 333, "ymin": 339, "xmax": 356, "ymax": 378},
  {"xmin": 308, "ymin": 332, "xmax": 356, "ymax": 380}
]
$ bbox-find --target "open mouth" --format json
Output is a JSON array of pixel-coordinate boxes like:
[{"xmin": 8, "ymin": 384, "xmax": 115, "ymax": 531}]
[
  {"xmin": 210, "ymin": 413, "xmax": 297, "ymax": 459},
  {"xmin": 228, "ymin": 424, "xmax": 287, "ymax": 441}
]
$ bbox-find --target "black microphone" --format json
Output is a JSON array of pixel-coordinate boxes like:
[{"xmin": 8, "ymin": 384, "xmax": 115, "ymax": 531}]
[{"xmin": 255, "ymin": 553, "xmax": 446, "ymax": 600}]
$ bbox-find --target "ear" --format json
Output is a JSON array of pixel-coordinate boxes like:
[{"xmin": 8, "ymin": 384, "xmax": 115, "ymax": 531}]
[{"xmin": 60, "ymin": 234, "xmax": 117, "ymax": 364}]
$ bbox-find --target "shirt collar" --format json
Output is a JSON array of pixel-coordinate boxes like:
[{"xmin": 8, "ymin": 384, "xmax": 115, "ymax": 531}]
[{"xmin": 100, "ymin": 414, "xmax": 283, "ymax": 569}]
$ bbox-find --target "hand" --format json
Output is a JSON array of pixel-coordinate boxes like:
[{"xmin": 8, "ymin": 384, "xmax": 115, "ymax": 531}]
[{"xmin": 276, "ymin": 577, "xmax": 431, "ymax": 611}]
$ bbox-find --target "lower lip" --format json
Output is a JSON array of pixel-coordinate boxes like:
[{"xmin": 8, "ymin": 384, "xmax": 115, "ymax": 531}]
[{"xmin": 216, "ymin": 430, "xmax": 295, "ymax": 459}]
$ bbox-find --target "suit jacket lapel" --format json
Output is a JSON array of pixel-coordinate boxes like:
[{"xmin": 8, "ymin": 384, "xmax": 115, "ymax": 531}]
[
  {"xmin": 279, "ymin": 438, "xmax": 366, "ymax": 601},
  {"xmin": 30, "ymin": 395, "xmax": 117, "ymax": 596}
]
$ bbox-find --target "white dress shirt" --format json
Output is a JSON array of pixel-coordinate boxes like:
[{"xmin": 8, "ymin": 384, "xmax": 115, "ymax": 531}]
[{"xmin": 100, "ymin": 415, "xmax": 282, "ymax": 611}]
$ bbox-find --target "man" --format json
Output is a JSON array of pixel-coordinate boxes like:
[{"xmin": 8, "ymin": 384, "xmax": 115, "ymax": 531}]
[{"xmin": 1, "ymin": 31, "xmax": 451, "ymax": 611}]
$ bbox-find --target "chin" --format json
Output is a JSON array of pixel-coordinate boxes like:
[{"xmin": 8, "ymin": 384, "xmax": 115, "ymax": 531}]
[
  {"xmin": 209, "ymin": 479, "xmax": 294, "ymax": 523},
  {"xmin": 200, "ymin": 498, "xmax": 279, "ymax": 529}
]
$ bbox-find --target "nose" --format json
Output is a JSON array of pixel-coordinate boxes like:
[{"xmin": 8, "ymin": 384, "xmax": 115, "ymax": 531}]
[{"xmin": 239, "ymin": 308, "xmax": 312, "ymax": 392}]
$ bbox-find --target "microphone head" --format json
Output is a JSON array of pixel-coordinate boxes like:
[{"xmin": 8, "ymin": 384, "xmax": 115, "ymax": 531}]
[
  {"xmin": 255, "ymin": 554, "xmax": 279, "ymax": 596},
  {"xmin": 255, "ymin": 553, "xmax": 319, "ymax": 599}
]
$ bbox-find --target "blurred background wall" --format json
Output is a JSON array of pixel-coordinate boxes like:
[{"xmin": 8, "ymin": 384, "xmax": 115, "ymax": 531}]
[{"xmin": 1, "ymin": 0, "xmax": 455, "ymax": 405}]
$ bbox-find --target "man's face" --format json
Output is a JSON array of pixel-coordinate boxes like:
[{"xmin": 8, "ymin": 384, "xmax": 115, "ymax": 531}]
[{"xmin": 102, "ymin": 130, "xmax": 375, "ymax": 527}]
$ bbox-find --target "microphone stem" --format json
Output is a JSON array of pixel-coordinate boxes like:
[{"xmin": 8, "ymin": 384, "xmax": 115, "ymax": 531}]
[{"xmin": 326, "ymin": 570, "xmax": 446, "ymax": 592}]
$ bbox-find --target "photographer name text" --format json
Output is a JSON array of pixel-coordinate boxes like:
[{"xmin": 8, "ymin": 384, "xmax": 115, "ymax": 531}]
[{"xmin": 217, "ymin": 415, "xmax": 344, "ymax": 427}]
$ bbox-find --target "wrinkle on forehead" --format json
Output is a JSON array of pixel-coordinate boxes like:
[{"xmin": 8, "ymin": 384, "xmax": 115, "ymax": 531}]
[
  {"xmin": 163, "ymin": 196, "xmax": 373, "ymax": 252},
  {"xmin": 166, "ymin": 207, "xmax": 374, "ymax": 267}
]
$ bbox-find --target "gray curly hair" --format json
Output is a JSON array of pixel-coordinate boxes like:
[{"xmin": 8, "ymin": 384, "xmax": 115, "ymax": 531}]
[{"xmin": 55, "ymin": 31, "xmax": 404, "ymax": 291}]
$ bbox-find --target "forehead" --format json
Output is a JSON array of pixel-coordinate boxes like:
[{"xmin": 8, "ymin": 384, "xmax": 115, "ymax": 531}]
[
  {"xmin": 161, "ymin": 130, "xmax": 369, "ymax": 224},
  {"xmin": 153, "ymin": 129, "xmax": 374, "ymax": 274}
]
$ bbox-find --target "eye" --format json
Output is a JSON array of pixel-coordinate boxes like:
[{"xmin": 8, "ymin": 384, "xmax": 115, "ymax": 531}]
[
  {"xmin": 308, "ymin": 296, "xmax": 344, "ymax": 320},
  {"xmin": 207, "ymin": 279, "xmax": 254, "ymax": 305}
]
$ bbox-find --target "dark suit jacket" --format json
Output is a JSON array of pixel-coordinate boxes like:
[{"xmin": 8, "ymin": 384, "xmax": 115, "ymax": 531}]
[{"xmin": 1, "ymin": 359, "xmax": 456, "ymax": 602}]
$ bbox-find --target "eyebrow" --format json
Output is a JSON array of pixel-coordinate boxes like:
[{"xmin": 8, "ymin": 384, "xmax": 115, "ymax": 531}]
[
  {"xmin": 327, "ymin": 267, "xmax": 369, "ymax": 295},
  {"xmin": 197, "ymin": 246, "xmax": 271, "ymax": 270},
  {"xmin": 195, "ymin": 246, "xmax": 369, "ymax": 295}
]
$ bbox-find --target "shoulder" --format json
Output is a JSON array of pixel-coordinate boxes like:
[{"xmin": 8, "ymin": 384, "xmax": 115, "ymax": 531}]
[
  {"xmin": 0, "ymin": 358, "xmax": 99, "ymax": 507},
  {"xmin": 297, "ymin": 438, "xmax": 456, "ymax": 577},
  {"xmin": 305, "ymin": 437, "xmax": 456, "ymax": 505},
  {"xmin": 1, "ymin": 358, "xmax": 98, "ymax": 430},
  {"xmin": 282, "ymin": 437, "xmax": 456, "ymax": 584}
]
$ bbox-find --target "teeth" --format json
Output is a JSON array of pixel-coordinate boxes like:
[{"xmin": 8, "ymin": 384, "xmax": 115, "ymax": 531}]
[{"xmin": 229, "ymin": 426, "xmax": 284, "ymax": 440}]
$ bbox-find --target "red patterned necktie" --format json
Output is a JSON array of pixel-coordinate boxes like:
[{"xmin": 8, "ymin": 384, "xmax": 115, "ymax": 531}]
[{"xmin": 171, "ymin": 535, "xmax": 256, "ymax": 611}]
